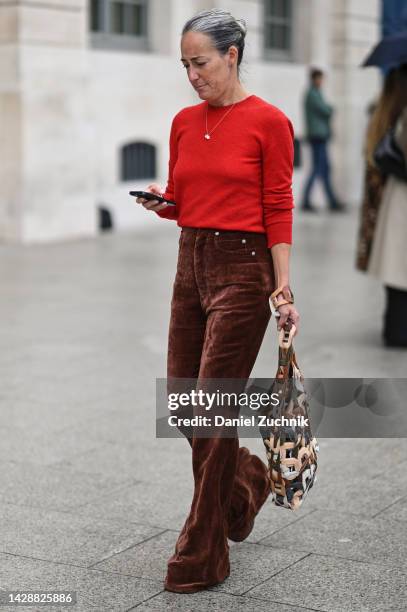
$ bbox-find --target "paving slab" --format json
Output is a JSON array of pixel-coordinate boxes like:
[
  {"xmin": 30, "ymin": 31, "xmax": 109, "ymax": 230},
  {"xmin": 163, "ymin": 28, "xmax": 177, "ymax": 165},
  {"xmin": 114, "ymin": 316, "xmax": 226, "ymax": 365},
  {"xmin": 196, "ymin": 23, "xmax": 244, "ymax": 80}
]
[
  {"xmin": 0, "ymin": 502, "xmax": 163, "ymax": 566},
  {"xmin": 0, "ymin": 552, "xmax": 162, "ymax": 611},
  {"xmin": 246, "ymin": 503, "xmax": 318, "ymax": 543},
  {"xmin": 285, "ymin": 459, "xmax": 407, "ymax": 520},
  {"xmin": 0, "ymin": 341, "xmax": 109, "ymax": 383},
  {"xmin": 0, "ymin": 211, "xmax": 406, "ymax": 611},
  {"xmin": 308, "ymin": 438, "xmax": 407, "ymax": 475},
  {"xmin": 92, "ymin": 532, "xmax": 312, "ymax": 598},
  {"xmin": 203, "ymin": 542, "xmax": 309, "ymax": 596},
  {"xmin": 52, "ymin": 405, "xmax": 163, "ymax": 446},
  {"xmin": 0, "ymin": 425, "xmax": 107, "ymax": 466},
  {"xmin": 0, "ymin": 374, "xmax": 136, "ymax": 408},
  {"xmin": 0, "ymin": 461, "xmax": 138, "ymax": 512},
  {"xmin": 90, "ymin": 530, "xmax": 179, "ymax": 580},
  {"xmin": 374, "ymin": 494, "xmax": 407, "ymax": 522},
  {"xmin": 246, "ymin": 552, "xmax": 407, "ymax": 611},
  {"xmin": 50, "ymin": 438, "xmax": 193, "ymax": 485},
  {"xmin": 259, "ymin": 508, "xmax": 407, "ymax": 568},
  {"xmin": 72, "ymin": 480, "xmax": 193, "ymax": 532},
  {"xmin": 135, "ymin": 589, "xmax": 319, "ymax": 612},
  {"xmin": 0, "ymin": 397, "xmax": 107, "ymax": 435}
]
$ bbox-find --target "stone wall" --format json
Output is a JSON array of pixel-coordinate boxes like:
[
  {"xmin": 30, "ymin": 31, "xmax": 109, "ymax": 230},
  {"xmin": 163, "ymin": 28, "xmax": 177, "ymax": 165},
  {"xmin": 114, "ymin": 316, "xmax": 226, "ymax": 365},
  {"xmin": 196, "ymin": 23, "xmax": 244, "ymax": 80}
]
[{"xmin": 0, "ymin": 0, "xmax": 381, "ymax": 242}]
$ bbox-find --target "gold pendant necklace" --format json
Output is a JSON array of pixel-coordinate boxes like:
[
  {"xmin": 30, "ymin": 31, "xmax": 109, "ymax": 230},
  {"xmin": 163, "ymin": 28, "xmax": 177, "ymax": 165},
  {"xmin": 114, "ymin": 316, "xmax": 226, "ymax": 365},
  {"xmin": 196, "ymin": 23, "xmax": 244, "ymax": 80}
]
[{"xmin": 204, "ymin": 101, "xmax": 237, "ymax": 140}]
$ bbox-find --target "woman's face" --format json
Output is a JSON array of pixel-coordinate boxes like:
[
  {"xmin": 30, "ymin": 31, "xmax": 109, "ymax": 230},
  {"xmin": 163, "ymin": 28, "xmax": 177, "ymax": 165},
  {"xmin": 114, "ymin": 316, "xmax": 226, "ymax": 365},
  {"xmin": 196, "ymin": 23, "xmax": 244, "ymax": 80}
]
[{"xmin": 180, "ymin": 31, "xmax": 238, "ymax": 102}]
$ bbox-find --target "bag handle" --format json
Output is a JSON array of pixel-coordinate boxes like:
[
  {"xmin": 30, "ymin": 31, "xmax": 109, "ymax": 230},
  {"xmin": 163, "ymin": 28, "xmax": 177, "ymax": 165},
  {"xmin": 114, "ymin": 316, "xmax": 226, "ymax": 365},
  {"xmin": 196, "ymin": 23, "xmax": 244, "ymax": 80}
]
[
  {"xmin": 278, "ymin": 323, "xmax": 296, "ymax": 349},
  {"xmin": 276, "ymin": 324, "xmax": 300, "ymax": 376}
]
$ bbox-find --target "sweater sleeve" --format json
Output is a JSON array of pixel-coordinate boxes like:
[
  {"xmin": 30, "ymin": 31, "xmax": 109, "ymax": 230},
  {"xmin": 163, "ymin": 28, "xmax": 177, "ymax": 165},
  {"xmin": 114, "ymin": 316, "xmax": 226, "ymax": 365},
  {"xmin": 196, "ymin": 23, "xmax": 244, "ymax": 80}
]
[
  {"xmin": 311, "ymin": 89, "xmax": 333, "ymax": 118},
  {"xmin": 261, "ymin": 111, "xmax": 295, "ymax": 248},
  {"xmin": 155, "ymin": 114, "xmax": 179, "ymax": 221}
]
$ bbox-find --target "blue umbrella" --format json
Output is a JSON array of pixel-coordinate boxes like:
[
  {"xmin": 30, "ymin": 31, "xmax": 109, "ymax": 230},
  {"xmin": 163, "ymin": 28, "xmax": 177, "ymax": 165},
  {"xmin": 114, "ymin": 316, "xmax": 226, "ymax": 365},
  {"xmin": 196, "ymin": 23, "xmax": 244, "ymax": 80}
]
[{"xmin": 362, "ymin": 31, "xmax": 407, "ymax": 70}]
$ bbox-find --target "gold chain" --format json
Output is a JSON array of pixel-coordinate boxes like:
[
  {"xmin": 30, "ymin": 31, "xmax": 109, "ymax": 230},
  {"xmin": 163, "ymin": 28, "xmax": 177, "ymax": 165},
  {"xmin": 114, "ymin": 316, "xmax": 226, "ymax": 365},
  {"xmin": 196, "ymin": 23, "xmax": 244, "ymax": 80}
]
[{"xmin": 204, "ymin": 102, "xmax": 237, "ymax": 140}]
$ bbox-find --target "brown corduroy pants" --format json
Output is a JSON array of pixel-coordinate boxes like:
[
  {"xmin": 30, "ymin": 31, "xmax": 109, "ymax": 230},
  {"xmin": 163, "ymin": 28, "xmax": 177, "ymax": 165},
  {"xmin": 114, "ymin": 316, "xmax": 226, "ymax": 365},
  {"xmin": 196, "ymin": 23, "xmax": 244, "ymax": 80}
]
[{"xmin": 164, "ymin": 227, "xmax": 276, "ymax": 593}]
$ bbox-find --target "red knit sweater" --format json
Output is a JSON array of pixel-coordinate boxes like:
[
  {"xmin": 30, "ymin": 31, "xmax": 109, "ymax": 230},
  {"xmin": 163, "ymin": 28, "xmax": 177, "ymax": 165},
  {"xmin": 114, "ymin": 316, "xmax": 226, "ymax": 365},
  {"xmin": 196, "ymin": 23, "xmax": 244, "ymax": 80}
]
[{"xmin": 156, "ymin": 94, "xmax": 294, "ymax": 247}]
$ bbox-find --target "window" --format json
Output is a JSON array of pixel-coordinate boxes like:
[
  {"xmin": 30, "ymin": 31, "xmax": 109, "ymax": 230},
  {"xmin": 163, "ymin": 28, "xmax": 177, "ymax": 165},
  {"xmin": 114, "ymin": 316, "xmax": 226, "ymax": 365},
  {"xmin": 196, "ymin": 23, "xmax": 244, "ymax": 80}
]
[
  {"xmin": 121, "ymin": 142, "xmax": 156, "ymax": 181},
  {"xmin": 90, "ymin": 0, "xmax": 148, "ymax": 50},
  {"xmin": 264, "ymin": 0, "xmax": 293, "ymax": 61}
]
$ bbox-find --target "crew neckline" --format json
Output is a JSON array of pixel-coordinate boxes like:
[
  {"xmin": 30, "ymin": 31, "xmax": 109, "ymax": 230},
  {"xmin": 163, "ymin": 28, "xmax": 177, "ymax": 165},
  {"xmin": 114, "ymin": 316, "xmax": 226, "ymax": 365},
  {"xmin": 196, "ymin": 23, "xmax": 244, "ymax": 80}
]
[{"xmin": 207, "ymin": 94, "xmax": 255, "ymax": 109}]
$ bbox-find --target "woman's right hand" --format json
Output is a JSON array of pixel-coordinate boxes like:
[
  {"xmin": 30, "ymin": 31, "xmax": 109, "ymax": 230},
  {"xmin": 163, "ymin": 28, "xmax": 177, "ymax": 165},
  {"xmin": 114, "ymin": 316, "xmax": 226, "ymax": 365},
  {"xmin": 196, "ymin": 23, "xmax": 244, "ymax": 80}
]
[{"xmin": 134, "ymin": 183, "xmax": 169, "ymax": 213}]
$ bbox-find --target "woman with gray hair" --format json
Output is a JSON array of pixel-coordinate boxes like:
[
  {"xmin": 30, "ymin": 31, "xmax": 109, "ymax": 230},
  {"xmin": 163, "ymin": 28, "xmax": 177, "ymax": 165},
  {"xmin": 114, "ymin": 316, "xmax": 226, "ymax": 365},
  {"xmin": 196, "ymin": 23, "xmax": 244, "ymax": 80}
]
[{"xmin": 135, "ymin": 8, "xmax": 299, "ymax": 593}]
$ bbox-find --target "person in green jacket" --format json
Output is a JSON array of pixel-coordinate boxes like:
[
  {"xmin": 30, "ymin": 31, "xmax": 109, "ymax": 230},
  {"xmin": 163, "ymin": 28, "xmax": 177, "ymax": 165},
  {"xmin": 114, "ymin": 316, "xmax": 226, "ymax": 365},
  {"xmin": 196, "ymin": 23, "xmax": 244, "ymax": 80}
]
[{"xmin": 301, "ymin": 68, "xmax": 346, "ymax": 212}]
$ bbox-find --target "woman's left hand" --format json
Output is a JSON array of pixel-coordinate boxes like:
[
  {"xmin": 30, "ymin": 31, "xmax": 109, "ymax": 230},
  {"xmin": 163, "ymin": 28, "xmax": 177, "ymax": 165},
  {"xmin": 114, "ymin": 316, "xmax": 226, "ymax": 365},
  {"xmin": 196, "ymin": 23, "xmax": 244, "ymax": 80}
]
[{"xmin": 275, "ymin": 303, "xmax": 300, "ymax": 335}]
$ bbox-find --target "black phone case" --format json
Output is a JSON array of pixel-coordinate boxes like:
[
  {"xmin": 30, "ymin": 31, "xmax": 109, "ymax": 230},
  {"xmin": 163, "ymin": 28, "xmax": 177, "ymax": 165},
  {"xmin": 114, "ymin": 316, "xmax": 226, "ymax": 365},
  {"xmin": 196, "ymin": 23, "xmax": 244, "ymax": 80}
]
[{"xmin": 129, "ymin": 191, "xmax": 176, "ymax": 206}]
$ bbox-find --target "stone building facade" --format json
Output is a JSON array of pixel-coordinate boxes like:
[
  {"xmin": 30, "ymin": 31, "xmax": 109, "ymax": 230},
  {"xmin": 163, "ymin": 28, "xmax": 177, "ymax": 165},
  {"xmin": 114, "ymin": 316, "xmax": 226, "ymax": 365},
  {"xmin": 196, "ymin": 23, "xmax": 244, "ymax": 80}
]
[{"xmin": 0, "ymin": 0, "xmax": 380, "ymax": 242}]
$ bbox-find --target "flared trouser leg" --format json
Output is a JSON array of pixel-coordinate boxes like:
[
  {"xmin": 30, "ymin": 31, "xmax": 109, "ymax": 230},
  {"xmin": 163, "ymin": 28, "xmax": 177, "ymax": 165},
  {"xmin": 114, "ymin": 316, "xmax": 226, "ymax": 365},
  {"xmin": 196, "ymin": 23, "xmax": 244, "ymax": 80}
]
[{"xmin": 164, "ymin": 227, "xmax": 275, "ymax": 593}]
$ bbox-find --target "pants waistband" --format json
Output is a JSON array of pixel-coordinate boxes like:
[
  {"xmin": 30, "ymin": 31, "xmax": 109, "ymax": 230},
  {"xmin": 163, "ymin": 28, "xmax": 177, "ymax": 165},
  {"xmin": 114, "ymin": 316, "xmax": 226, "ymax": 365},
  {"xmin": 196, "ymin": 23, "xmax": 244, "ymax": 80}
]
[{"xmin": 180, "ymin": 227, "xmax": 266, "ymax": 238}]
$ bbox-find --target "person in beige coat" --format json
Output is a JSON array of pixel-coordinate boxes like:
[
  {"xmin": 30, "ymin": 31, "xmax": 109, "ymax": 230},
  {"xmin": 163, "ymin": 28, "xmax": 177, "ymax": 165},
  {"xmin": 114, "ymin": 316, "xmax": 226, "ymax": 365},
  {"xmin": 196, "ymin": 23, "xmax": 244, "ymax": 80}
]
[{"xmin": 365, "ymin": 65, "xmax": 407, "ymax": 346}]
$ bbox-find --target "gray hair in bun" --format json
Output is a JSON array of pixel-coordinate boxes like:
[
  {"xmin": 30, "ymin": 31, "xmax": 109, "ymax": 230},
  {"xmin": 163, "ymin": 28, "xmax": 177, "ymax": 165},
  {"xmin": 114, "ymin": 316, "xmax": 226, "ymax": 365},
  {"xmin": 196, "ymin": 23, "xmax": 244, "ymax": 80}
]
[{"xmin": 182, "ymin": 8, "xmax": 247, "ymax": 77}]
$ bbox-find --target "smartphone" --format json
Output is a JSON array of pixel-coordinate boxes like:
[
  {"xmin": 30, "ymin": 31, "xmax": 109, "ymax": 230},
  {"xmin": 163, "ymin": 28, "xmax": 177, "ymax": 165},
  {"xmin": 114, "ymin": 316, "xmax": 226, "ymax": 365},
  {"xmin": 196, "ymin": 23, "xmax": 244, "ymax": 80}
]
[{"xmin": 129, "ymin": 190, "xmax": 176, "ymax": 206}]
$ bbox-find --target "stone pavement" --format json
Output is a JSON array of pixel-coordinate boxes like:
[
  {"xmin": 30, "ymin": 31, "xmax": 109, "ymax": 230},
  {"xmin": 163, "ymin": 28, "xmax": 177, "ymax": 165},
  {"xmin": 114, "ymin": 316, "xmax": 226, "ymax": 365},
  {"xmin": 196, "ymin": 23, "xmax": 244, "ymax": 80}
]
[{"xmin": 0, "ymin": 207, "xmax": 406, "ymax": 611}]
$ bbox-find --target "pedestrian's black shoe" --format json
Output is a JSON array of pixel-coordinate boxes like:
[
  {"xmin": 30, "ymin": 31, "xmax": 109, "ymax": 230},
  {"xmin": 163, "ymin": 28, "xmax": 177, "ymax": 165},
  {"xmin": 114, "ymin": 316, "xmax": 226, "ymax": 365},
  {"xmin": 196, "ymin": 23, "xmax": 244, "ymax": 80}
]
[
  {"xmin": 329, "ymin": 202, "xmax": 347, "ymax": 212},
  {"xmin": 301, "ymin": 204, "xmax": 318, "ymax": 212},
  {"xmin": 383, "ymin": 337, "xmax": 407, "ymax": 348}
]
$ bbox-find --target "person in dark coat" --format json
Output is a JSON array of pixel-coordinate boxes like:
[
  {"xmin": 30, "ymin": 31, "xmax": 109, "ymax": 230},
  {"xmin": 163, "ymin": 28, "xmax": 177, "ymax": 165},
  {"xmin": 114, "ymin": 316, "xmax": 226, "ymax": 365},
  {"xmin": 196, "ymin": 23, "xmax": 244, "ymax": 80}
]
[{"xmin": 356, "ymin": 64, "xmax": 407, "ymax": 347}]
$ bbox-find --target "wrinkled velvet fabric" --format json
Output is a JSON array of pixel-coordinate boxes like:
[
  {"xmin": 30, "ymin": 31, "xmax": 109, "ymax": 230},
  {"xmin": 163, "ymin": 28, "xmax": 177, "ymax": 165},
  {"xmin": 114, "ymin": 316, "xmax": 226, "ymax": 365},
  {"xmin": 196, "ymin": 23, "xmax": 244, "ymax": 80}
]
[{"xmin": 164, "ymin": 227, "xmax": 276, "ymax": 593}]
